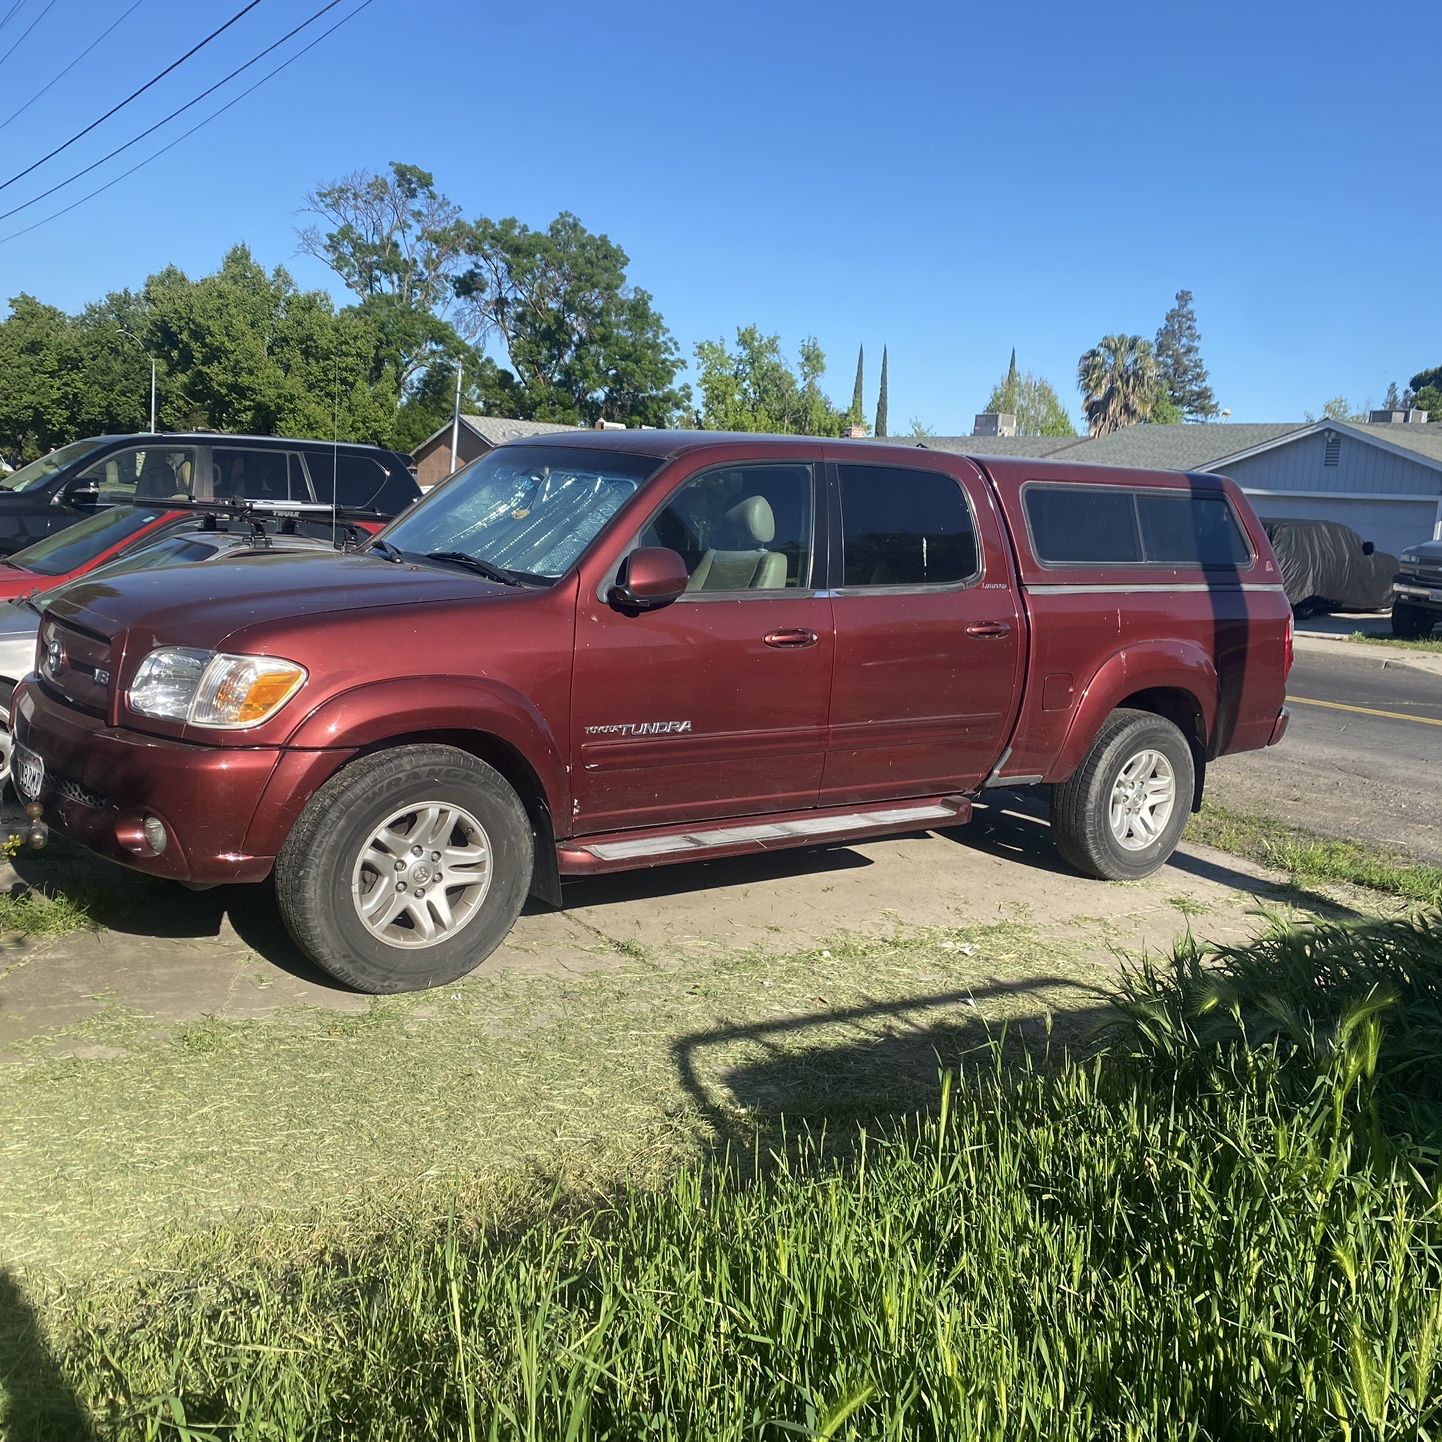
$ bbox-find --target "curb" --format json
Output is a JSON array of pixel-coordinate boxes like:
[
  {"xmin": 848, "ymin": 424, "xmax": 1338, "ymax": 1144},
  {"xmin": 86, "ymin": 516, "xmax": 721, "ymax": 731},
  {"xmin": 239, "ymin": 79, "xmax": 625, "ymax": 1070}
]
[{"xmin": 1292, "ymin": 631, "xmax": 1442, "ymax": 678}]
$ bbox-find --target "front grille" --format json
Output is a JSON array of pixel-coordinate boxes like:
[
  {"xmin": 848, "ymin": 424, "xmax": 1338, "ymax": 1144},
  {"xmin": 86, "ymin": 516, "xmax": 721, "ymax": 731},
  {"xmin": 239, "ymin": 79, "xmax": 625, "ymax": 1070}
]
[
  {"xmin": 52, "ymin": 773, "xmax": 108, "ymax": 810},
  {"xmin": 38, "ymin": 618, "xmax": 113, "ymax": 717},
  {"xmin": 1405, "ymin": 565, "xmax": 1442, "ymax": 587}
]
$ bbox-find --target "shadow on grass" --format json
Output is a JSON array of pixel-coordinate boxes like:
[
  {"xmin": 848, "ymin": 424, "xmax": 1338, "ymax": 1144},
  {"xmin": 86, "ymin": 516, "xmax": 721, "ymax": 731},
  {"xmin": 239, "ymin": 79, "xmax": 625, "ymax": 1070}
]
[
  {"xmin": 0, "ymin": 1269, "xmax": 92, "ymax": 1439},
  {"xmin": 673, "ymin": 976, "xmax": 1114, "ymax": 1162}
]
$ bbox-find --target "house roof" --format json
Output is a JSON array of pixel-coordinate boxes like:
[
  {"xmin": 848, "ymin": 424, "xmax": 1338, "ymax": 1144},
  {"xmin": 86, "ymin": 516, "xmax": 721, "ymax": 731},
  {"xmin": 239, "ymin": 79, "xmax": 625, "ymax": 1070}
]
[
  {"xmin": 414, "ymin": 414, "xmax": 580, "ymax": 454},
  {"xmin": 921, "ymin": 420, "xmax": 1442, "ymax": 476},
  {"xmin": 892, "ymin": 434, "xmax": 1081, "ymax": 459}
]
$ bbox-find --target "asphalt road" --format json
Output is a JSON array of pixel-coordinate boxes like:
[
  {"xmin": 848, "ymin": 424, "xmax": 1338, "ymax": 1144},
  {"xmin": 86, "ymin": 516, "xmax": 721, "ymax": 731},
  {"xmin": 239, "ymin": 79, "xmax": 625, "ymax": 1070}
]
[{"xmin": 1207, "ymin": 646, "xmax": 1442, "ymax": 862}]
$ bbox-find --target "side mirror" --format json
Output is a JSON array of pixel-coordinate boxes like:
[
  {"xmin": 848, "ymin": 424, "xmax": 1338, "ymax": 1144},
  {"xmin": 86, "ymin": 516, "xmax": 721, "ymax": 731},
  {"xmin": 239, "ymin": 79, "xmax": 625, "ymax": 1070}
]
[
  {"xmin": 65, "ymin": 484, "xmax": 100, "ymax": 511},
  {"xmin": 609, "ymin": 547, "xmax": 688, "ymax": 610},
  {"xmin": 1361, "ymin": 540, "xmax": 1375, "ymax": 556}
]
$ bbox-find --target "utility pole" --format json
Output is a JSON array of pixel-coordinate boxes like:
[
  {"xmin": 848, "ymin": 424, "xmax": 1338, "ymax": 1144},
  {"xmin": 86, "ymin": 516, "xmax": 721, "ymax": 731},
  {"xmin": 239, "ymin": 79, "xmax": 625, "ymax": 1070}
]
[
  {"xmin": 450, "ymin": 362, "xmax": 463, "ymax": 474},
  {"xmin": 118, "ymin": 328, "xmax": 157, "ymax": 432}
]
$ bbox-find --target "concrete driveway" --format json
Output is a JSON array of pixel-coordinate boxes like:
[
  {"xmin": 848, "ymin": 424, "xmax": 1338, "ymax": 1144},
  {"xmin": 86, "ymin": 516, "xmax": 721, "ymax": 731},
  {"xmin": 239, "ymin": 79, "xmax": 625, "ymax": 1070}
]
[{"xmin": 0, "ymin": 792, "xmax": 1325, "ymax": 1055}]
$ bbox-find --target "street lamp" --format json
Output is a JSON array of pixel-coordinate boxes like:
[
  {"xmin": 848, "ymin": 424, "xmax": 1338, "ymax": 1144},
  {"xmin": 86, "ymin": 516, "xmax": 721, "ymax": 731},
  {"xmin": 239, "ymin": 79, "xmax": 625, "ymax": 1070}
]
[{"xmin": 117, "ymin": 328, "xmax": 157, "ymax": 433}]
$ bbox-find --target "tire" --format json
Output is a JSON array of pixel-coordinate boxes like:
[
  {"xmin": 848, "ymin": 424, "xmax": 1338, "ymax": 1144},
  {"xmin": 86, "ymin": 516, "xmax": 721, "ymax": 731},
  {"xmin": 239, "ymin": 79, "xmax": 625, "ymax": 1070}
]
[
  {"xmin": 1050, "ymin": 708, "xmax": 1195, "ymax": 881},
  {"xmin": 274, "ymin": 744, "xmax": 533, "ymax": 993},
  {"xmin": 1392, "ymin": 601, "xmax": 1434, "ymax": 640}
]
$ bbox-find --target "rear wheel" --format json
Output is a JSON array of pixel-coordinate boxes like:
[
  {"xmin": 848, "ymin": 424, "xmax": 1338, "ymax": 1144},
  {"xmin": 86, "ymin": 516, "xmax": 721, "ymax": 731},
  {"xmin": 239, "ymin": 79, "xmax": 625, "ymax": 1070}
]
[
  {"xmin": 1392, "ymin": 600, "xmax": 1434, "ymax": 640},
  {"xmin": 1051, "ymin": 709, "xmax": 1195, "ymax": 881},
  {"xmin": 274, "ymin": 744, "xmax": 533, "ymax": 993}
]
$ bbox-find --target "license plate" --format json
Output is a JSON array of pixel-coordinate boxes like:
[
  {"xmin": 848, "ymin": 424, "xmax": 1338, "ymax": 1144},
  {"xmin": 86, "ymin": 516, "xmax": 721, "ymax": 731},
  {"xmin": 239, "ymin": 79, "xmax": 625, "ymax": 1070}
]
[{"xmin": 13, "ymin": 742, "xmax": 43, "ymax": 801}]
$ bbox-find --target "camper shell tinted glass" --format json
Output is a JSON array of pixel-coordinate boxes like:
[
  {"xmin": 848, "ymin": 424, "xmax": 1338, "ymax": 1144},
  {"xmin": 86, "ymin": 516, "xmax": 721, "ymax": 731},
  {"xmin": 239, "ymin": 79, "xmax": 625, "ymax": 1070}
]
[{"xmin": 1023, "ymin": 482, "xmax": 1252, "ymax": 569}]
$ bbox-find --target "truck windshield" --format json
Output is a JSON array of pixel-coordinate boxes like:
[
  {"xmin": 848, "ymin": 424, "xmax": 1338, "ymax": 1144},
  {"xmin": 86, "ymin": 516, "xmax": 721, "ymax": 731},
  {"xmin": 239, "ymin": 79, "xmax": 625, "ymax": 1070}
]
[
  {"xmin": 377, "ymin": 445, "xmax": 661, "ymax": 580},
  {"xmin": 0, "ymin": 438, "xmax": 107, "ymax": 493}
]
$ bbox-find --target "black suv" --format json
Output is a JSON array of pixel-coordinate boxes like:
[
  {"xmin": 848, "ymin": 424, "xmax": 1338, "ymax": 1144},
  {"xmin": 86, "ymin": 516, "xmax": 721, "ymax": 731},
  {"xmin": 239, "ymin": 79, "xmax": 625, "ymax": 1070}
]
[{"xmin": 0, "ymin": 433, "xmax": 419, "ymax": 553}]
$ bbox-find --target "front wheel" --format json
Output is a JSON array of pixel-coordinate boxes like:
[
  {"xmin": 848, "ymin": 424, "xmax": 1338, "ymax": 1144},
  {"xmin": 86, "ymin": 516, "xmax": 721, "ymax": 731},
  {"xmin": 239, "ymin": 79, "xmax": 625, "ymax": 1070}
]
[
  {"xmin": 1050, "ymin": 709, "xmax": 1195, "ymax": 881},
  {"xmin": 274, "ymin": 744, "xmax": 533, "ymax": 993},
  {"xmin": 1392, "ymin": 600, "xmax": 1435, "ymax": 640}
]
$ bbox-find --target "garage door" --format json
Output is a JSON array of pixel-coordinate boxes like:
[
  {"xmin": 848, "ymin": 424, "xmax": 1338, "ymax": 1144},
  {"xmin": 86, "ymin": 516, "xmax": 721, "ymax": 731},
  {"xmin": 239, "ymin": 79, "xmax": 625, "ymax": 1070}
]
[{"xmin": 1245, "ymin": 494, "xmax": 1439, "ymax": 558}]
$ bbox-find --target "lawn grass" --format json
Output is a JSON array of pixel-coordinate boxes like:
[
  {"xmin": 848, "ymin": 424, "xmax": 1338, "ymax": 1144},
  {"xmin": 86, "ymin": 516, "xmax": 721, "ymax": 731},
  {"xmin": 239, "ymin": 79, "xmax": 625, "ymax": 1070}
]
[
  {"xmin": 1348, "ymin": 628, "xmax": 1442, "ymax": 654},
  {"xmin": 6, "ymin": 912, "xmax": 1441, "ymax": 1439},
  {"xmin": 1, "ymin": 921, "xmax": 1090, "ymax": 1279},
  {"xmin": 1187, "ymin": 801, "xmax": 1442, "ymax": 907},
  {"xmin": 0, "ymin": 882, "xmax": 92, "ymax": 937}
]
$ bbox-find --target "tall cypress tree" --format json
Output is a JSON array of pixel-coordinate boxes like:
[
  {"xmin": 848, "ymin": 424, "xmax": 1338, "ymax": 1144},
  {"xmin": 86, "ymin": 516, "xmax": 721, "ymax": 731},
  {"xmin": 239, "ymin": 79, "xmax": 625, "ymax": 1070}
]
[
  {"xmin": 850, "ymin": 345, "xmax": 864, "ymax": 426},
  {"xmin": 874, "ymin": 346, "xmax": 888, "ymax": 437},
  {"xmin": 1154, "ymin": 290, "xmax": 1218, "ymax": 421}
]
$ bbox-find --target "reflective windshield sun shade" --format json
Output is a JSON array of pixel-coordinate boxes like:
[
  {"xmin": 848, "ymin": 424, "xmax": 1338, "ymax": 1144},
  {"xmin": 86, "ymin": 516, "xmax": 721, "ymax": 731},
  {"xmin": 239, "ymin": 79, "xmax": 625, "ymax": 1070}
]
[{"xmin": 382, "ymin": 446, "xmax": 662, "ymax": 579}]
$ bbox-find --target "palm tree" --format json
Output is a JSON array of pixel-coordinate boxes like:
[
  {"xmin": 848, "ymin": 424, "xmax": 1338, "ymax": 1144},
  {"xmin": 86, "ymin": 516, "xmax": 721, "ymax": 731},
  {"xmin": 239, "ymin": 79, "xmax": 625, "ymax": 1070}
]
[{"xmin": 1077, "ymin": 335, "xmax": 1160, "ymax": 437}]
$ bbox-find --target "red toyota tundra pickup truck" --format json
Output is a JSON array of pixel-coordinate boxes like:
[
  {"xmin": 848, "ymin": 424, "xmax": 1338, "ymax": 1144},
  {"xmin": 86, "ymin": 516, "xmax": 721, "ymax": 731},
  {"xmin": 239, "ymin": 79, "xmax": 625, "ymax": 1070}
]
[{"xmin": 12, "ymin": 432, "xmax": 1291, "ymax": 992}]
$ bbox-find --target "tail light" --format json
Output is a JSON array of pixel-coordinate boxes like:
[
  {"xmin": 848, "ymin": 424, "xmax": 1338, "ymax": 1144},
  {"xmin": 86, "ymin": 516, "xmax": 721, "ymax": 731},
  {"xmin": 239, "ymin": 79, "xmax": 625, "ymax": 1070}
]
[{"xmin": 1284, "ymin": 609, "xmax": 1294, "ymax": 679}]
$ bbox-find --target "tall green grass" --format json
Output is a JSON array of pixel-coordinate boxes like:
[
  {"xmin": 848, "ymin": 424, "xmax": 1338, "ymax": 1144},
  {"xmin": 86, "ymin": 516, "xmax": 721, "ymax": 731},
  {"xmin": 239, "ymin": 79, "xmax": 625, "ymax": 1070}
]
[{"xmin": 15, "ymin": 915, "xmax": 1442, "ymax": 1440}]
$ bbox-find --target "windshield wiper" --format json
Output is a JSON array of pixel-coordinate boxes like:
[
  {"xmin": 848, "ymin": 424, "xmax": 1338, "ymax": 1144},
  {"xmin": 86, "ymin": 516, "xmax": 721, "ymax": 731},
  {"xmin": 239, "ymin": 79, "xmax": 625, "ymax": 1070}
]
[
  {"xmin": 368, "ymin": 538, "xmax": 406, "ymax": 563},
  {"xmin": 423, "ymin": 551, "xmax": 529, "ymax": 587}
]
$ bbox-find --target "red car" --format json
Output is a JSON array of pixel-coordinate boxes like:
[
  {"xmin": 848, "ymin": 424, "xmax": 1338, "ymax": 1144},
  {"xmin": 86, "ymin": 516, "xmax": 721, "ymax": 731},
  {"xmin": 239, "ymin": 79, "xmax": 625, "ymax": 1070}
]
[
  {"xmin": 0, "ymin": 503, "xmax": 392, "ymax": 601},
  {"xmin": 14, "ymin": 433, "xmax": 1292, "ymax": 994},
  {"xmin": 0, "ymin": 506, "xmax": 181, "ymax": 600}
]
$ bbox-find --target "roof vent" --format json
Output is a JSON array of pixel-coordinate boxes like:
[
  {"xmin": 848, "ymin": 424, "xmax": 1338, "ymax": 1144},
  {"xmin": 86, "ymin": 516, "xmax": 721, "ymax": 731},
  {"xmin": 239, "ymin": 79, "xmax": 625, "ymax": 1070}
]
[
  {"xmin": 1369, "ymin": 408, "xmax": 1430, "ymax": 425},
  {"xmin": 972, "ymin": 412, "xmax": 1017, "ymax": 438},
  {"xmin": 1323, "ymin": 433, "xmax": 1341, "ymax": 467}
]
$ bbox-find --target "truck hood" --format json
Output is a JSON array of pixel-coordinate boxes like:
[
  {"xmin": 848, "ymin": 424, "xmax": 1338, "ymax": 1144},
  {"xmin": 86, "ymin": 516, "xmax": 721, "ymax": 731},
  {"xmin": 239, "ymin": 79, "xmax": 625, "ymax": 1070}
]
[
  {"xmin": 1402, "ymin": 540, "xmax": 1442, "ymax": 564},
  {"xmin": 44, "ymin": 550, "xmax": 514, "ymax": 649}
]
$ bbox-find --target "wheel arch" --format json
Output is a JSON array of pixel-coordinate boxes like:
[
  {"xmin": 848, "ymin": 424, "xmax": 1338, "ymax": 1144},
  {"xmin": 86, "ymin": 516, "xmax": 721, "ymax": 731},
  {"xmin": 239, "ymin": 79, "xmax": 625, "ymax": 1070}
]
[{"xmin": 1045, "ymin": 643, "xmax": 1217, "ymax": 811}]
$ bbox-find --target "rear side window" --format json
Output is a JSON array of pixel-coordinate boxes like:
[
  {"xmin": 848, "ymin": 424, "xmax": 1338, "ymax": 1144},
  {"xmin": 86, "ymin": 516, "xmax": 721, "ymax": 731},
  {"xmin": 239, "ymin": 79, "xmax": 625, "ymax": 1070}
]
[
  {"xmin": 837, "ymin": 465, "xmax": 977, "ymax": 587},
  {"xmin": 1025, "ymin": 487, "xmax": 1141, "ymax": 564},
  {"xmin": 213, "ymin": 447, "xmax": 308, "ymax": 503},
  {"xmin": 1136, "ymin": 491, "xmax": 1251, "ymax": 566},
  {"xmin": 305, "ymin": 450, "xmax": 414, "ymax": 513},
  {"xmin": 1025, "ymin": 484, "xmax": 1249, "ymax": 568}
]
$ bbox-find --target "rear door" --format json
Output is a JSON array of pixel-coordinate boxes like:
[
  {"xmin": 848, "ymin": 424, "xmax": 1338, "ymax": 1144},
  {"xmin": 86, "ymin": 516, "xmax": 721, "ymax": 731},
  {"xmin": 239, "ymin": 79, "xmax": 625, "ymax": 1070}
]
[
  {"xmin": 819, "ymin": 456, "xmax": 1023, "ymax": 805},
  {"xmin": 570, "ymin": 456, "xmax": 834, "ymax": 833}
]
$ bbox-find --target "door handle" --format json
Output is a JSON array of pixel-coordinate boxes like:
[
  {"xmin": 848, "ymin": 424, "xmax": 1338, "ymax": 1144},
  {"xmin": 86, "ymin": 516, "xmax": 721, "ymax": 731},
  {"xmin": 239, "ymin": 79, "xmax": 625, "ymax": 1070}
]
[
  {"xmin": 965, "ymin": 621, "xmax": 1012, "ymax": 638},
  {"xmin": 764, "ymin": 628, "xmax": 819, "ymax": 649}
]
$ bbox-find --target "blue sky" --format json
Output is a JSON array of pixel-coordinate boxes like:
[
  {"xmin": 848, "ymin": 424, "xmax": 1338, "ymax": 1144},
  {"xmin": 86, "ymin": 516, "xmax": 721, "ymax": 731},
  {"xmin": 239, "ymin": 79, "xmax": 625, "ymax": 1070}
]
[{"xmin": 0, "ymin": 0, "xmax": 1438, "ymax": 432}]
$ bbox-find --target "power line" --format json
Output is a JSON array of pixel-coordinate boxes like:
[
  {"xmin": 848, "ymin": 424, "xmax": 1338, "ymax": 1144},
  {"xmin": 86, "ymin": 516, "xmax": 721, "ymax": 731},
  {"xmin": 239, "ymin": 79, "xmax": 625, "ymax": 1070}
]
[
  {"xmin": 0, "ymin": 0, "xmax": 264, "ymax": 196},
  {"xmin": 0, "ymin": 0, "xmax": 144, "ymax": 136},
  {"xmin": 0, "ymin": 0, "xmax": 348, "ymax": 225},
  {"xmin": 0, "ymin": 1, "xmax": 27, "ymax": 37},
  {"xmin": 0, "ymin": 0, "xmax": 55, "ymax": 67},
  {"xmin": 0, "ymin": 0, "xmax": 378, "ymax": 246}
]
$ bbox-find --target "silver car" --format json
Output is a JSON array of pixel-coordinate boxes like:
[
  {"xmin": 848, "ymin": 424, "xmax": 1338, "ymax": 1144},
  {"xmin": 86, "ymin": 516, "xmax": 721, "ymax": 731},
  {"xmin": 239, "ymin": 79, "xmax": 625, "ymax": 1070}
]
[{"xmin": 0, "ymin": 528, "xmax": 340, "ymax": 784}]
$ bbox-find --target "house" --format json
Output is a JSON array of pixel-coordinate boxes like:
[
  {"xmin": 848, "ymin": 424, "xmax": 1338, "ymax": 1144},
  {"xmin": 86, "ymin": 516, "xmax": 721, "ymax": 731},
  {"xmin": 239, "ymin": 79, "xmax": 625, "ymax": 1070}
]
[
  {"xmin": 912, "ymin": 416, "xmax": 1442, "ymax": 555},
  {"xmin": 410, "ymin": 415, "xmax": 580, "ymax": 489}
]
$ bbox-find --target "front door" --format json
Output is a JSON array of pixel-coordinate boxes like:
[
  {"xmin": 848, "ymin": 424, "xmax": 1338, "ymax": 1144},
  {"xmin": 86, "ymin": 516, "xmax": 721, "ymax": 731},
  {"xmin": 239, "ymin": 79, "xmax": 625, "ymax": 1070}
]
[
  {"xmin": 570, "ymin": 459, "xmax": 833, "ymax": 834},
  {"xmin": 819, "ymin": 457, "xmax": 1023, "ymax": 805}
]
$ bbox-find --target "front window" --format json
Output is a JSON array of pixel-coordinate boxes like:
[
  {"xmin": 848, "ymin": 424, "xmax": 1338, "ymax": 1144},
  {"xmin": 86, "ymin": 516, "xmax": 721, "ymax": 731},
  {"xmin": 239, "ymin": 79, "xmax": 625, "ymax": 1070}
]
[
  {"xmin": 74, "ymin": 444, "xmax": 197, "ymax": 503},
  {"xmin": 376, "ymin": 445, "xmax": 661, "ymax": 581},
  {"xmin": 4, "ymin": 505, "xmax": 166, "ymax": 577},
  {"xmin": 0, "ymin": 438, "xmax": 108, "ymax": 492}
]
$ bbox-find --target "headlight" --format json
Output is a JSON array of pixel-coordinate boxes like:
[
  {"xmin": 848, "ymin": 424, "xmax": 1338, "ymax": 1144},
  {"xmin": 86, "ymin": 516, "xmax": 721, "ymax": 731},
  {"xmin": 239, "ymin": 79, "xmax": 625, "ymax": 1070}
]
[
  {"xmin": 1400, "ymin": 550, "xmax": 1422, "ymax": 566},
  {"xmin": 128, "ymin": 648, "xmax": 307, "ymax": 729}
]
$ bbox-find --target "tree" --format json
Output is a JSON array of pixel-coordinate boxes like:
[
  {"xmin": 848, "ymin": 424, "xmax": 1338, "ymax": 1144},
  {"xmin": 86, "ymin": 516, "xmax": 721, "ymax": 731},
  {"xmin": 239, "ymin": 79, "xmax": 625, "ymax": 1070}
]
[
  {"xmin": 1077, "ymin": 335, "xmax": 1160, "ymax": 437},
  {"xmin": 874, "ymin": 345, "xmax": 888, "ymax": 438},
  {"xmin": 0, "ymin": 294, "xmax": 70, "ymax": 462},
  {"xmin": 1306, "ymin": 397, "xmax": 1365, "ymax": 423},
  {"xmin": 908, "ymin": 418, "xmax": 935, "ymax": 439},
  {"xmin": 1384, "ymin": 380, "xmax": 1401, "ymax": 410},
  {"xmin": 983, "ymin": 355, "xmax": 1077, "ymax": 436},
  {"xmin": 849, "ymin": 345, "xmax": 864, "ymax": 427},
  {"xmin": 299, "ymin": 162, "xmax": 472, "ymax": 395},
  {"xmin": 691, "ymin": 327, "xmax": 848, "ymax": 435},
  {"xmin": 1408, "ymin": 366, "xmax": 1442, "ymax": 419},
  {"xmin": 456, "ymin": 212, "xmax": 687, "ymax": 427},
  {"xmin": 1153, "ymin": 290, "xmax": 1218, "ymax": 421}
]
